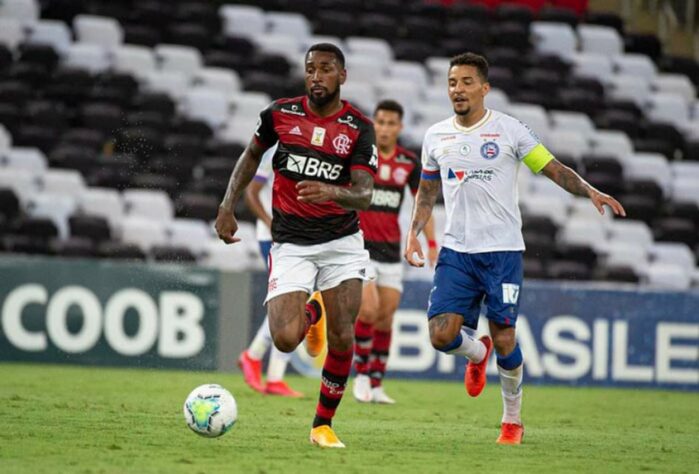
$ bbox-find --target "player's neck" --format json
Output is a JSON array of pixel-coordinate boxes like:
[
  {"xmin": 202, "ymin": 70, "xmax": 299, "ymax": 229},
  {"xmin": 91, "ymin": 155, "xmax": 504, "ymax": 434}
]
[
  {"xmin": 379, "ymin": 143, "xmax": 397, "ymax": 158},
  {"xmin": 306, "ymin": 97, "xmax": 343, "ymax": 118},
  {"xmin": 455, "ymin": 107, "xmax": 487, "ymax": 129}
]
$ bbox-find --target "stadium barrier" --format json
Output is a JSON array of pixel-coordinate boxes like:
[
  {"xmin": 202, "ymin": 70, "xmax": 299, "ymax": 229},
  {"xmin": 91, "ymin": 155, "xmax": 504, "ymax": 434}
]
[{"xmin": 1, "ymin": 256, "xmax": 696, "ymax": 391}]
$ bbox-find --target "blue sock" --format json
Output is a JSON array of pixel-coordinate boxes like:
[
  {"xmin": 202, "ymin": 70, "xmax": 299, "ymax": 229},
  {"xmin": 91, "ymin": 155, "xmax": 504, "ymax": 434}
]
[
  {"xmin": 496, "ymin": 343, "xmax": 523, "ymax": 370},
  {"xmin": 437, "ymin": 332, "xmax": 463, "ymax": 353}
]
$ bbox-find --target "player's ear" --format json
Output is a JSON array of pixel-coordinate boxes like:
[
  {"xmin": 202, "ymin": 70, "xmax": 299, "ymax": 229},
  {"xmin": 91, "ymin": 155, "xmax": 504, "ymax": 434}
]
[
  {"xmin": 339, "ymin": 67, "xmax": 347, "ymax": 85},
  {"xmin": 481, "ymin": 81, "xmax": 490, "ymax": 97}
]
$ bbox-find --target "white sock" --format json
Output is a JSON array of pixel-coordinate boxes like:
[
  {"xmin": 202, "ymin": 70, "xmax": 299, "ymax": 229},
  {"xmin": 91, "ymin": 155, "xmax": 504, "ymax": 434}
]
[
  {"xmin": 266, "ymin": 346, "xmax": 292, "ymax": 382},
  {"xmin": 498, "ymin": 363, "xmax": 523, "ymax": 425},
  {"xmin": 447, "ymin": 329, "xmax": 486, "ymax": 363},
  {"xmin": 247, "ymin": 316, "xmax": 272, "ymax": 360}
]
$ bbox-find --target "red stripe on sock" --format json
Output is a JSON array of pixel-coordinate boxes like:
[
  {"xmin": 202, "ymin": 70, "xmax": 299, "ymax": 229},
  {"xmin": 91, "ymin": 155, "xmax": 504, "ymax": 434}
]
[
  {"xmin": 370, "ymin": 329, "xmax": 391, "ymax": 388},
  {"xmin": 353, "ymin": 320, "xmax": 373, "ymax": 375}
]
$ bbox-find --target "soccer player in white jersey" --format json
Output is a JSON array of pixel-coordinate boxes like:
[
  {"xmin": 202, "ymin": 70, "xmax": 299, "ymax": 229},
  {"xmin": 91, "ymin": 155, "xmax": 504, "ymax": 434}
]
[
  {"xmin": 405, "ymin": 52, "xmax": 626, "ymax": 444},
  {"xmin": 238, "ymin": 145, "xmax": 303, "ymax": 398}
]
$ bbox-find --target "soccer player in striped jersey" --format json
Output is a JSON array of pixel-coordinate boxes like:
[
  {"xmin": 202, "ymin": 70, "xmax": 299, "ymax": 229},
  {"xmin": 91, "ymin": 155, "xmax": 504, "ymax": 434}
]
[
  {"xmin": 216, "ymin": 43, "xmax": 378, "ymax": 448},
  {"xmin": 406, "ymin": 52, "xmax": 625, "ymax": 445},
  {"xmin": 352, "ymin": 100, "xmax": 437, "ymax": 404}
]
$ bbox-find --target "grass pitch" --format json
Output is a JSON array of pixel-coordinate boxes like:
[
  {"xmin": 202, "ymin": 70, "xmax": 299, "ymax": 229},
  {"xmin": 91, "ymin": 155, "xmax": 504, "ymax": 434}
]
[{"xmin": 0, "ymin": 363, "xmax": 696, "ymax": 474}]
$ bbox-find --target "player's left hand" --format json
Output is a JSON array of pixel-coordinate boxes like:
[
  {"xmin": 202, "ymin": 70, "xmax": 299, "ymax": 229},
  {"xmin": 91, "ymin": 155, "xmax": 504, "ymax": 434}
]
[
  {"xmin": 589, "ymin": 190, "xmax": 626, "ymax": 217},
  {"xmin": 404, "ymin": 232, "xmax": 425, "ymax": 267},
  {"xmin": 297, "ymin": 180, "xmax": 337, "ymax": 203}
]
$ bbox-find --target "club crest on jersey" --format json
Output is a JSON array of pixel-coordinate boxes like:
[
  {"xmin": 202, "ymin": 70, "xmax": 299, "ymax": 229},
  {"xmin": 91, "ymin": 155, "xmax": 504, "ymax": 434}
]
[
  {"xmin": 460, "ymin": 144, "xmax": 471, "ymax": 156},
  {"xmin": 392, "ymin": 167, "xmax": 409, "ymax": 185},
  {"xmin": 480, "ymin": 141, "xmax": 500, "ymax": 160},
  {"xmin": 311, "ymin": 127, "xmax": 326, "ymax": 146},
  {"xmin": 332, "ymin": 133, "xmax": 352, "ymax": 155}
]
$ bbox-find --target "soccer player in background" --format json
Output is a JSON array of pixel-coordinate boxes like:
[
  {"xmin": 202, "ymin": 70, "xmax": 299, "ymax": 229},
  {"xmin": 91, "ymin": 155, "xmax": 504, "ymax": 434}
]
[
  {"xmin": 405, "ymin": 52, "xmax": 625, "ymax": 444},
  {"xmin": 352, "ymin": 100, "xmax": 438, "ymax": 404},
  {"xmin": 215, "ymin": 43, "xmax": 377, "ymax": 448},
  {"xmin": 237, "ymin": 144, "xmax": 304, "ymax": 398}
]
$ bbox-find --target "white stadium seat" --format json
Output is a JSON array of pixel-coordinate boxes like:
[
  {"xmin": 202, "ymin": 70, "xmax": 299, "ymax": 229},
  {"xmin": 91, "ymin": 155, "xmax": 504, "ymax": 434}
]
[
  {"xmin": 0, "ymin": 17, "xmax": 25, "ymax": 49},
  {"xmin": 155, "ymin": 44, "xmax": 202, "ymax": 77},
  {"xmin": 143, "ymin": 70, "xmax": 189, "ymax": 100},
  {"xmin": 607, "ymin": 220, "xmax": 654, "ymax": 250},
  {"xmin": 646, "ymin": 92, "xmax": 690, "ymax": 127},
  {"xmin": 568, "ymin": 197, "xmax": 613, "ymax": 226},
  {"xmin": 122, "ymin": 189, "xmax": 174, "ymax": 222},
  {"xmin": 425, "ymin": 56, "xmax": 451, "ymax": 82},
  {"xmin": 529, "ymin": 175, "xmax": 574, "ymax": 204},
  {"xmin": 0, "ymin": 125, "xmax": 12, "ymax": 151},
  {"xmin": 671, "ymin": 177, "xmax": 699, "ymax": 205},
  {"xmin": 0, "ymin": 0, "xmax": 39, "ymax": 22},
  {"xmin": 613, "ymin": 53, "xmax": 657, "ymax": 81},
  {"xmin": 200, "ymin": 238, "xmax": 249, "ymax": 271},
  {"xmin": 219, "ymin": 4, "xmax": 266, "ymax": 39},
  {"xmin": 671, "ymin": 161, "xmax": 699, "ymax": 180},
  {"xmin": 572, "ymin": 53, "xmax": 614, "ymax": 83},
  {"xmin": 650, "ymin": 242, "xmax": 695, "ymax": 270},
  {"xmin": 253, "ymin": 34, "xmax": 302, "ymax": 66},
  {"xmin": 0, "ymin": 168, "xmax": 40, "ymax": 203},
  {"xmin": 39, "ymin": 169, "xmax": 85, "ymax": 198},
  {"xmin": 230, "ymin": 92, "xmax": 271, "ymax": 119},
  {"xmin": 506, "ymin": 103, "xmax": 549, "ymax": 142},
  {"xmin": 112, "ymin": 45, "xmax": 156, "ymax": 79},
  {"xmin": 25, "ymin": 192, "xmax": 76, "ymax": 239},
  {"xmin": 374, "ymin": 78, "xmax": 422, "ymax": 104},
  {"xmin": 193, "ymin": 67, "xmax": 241, "ymax": 94},
  {"xmin": 64, "ymin": 43, "xmax": 110, "ymax": 74},
  {"xmin": 166, "ymin": 219, "xmax": 212, "ymax": 256},
  {"xmin": 642, "ymin": 262, "xmax": 691, "ymax": 290},
  {"xmin": 120, "ymin": 217, "xmax": 168, "ymax": 252},
  {"xmin": 589, "ymin": 130, "xmax": 633, "ymax": 160},
  {"xmin": 653, "ymin": 73, "xmax": 696, "ymax": 103},
  {"xmin": 346, "ymin": 37, "xmax": 394, "ymax": 63},
  {"xmin": 26, "ymin": 20, "xmax": 72, "ymax": 54},
  {"xmin": 266, "ymin": 11, "xmax": 311, "ymax": 38},
  {"xmin": 577, "ymin": 25, "xmax": 623, "ymax": 56},
  {"xmin": 531, "ymin": 22, "xmax": 577, "ymax": 60},
  {"xmin": 559, "ymin": 217, "xmax": 608, "ymax": 250},
  {"xmin": 485, "ymin": 88, "xmax": 510, "ymax": 112},
  {"xmin": 607, "ymin": 74, "xmax": 651, "ymax": 107},
  {"xmin": 2, "ymin": 147, "xmax": 47, "ymax": 172},
  {"xmin": 520, "ymin": 194, "xmax": 568, "ymax": 226},
  {"xmin": 550, "ymin": 110, "xmax": 596, "ymax": 138},
  {"xmin": 546, "ymin": 130, "xmax": 590, "ymax": 160},
  {"xmin": 341, "ymin": 81, "xmax": 376, "ymax": 116},
  {"xmin": 73, "ymin": 14, "xmax": 123, "ymax": 47},
  {"xmin": 603, "ymin": 241, "xmax": 648, "ymax": 273},
  {"xmin": 77, "ymin": 187, "xmax": 124, "ymax": 226},
  {"xmin": 345, "ymin": 53, "xmax": 388, "ymax": 84},
  {"xmin": 624, "ymin": 153, "xmax": 672, "ymax": 193},
  {"xmin": 182, "ymin": 87, "xmax": 229, "ymax": 129},
  {"xmin": 391, "ymin": 61, "xmax": 429, "ymax": 90}
]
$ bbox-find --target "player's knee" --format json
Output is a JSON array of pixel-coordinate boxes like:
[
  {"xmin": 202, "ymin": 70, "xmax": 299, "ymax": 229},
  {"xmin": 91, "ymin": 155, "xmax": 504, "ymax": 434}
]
[
  {"xmin": 327, "ymin": 325, "xmax": 354, "ymax": 352},
  {"xmin": 492, "ymin": 331, "xmax": 516, "ymax": 355},
  {"xmin": 271, "ymin": 332, "xmax": 297, "ymax": 354}
]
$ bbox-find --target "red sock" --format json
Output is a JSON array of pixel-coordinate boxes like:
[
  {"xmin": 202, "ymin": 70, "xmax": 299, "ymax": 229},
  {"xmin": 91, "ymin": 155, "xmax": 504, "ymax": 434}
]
[
  {"xmin": 353, "ymin": 319, "xmax": 373, "ymax": 375},
  {"xmin": 370, "ymin": 329, "xmax": 391, "ymax": 388},
  {"xmin": 314, "ymin": 348, "xmax": 353, "ymax": 427}
]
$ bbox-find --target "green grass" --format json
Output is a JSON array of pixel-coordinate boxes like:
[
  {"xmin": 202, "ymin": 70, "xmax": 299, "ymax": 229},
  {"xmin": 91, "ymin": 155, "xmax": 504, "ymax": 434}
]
[{"xmin": 0, "ymin": 363, "xmax": 697, "ymax": 474}]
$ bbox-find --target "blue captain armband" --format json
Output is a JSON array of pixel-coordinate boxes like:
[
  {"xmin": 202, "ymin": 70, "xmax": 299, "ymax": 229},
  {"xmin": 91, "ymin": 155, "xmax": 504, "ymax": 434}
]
[{"xmin": 421, "ymin": 169, "xmax": 441, "ymax": 180}]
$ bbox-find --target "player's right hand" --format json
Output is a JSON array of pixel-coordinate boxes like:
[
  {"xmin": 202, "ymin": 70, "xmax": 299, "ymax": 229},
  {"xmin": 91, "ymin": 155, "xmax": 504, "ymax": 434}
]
[
  {"xmin": 215, "ymin": 206, "xmax": 241, "ymax": 244},
  {"xmin": 404, "ymin": 232, "xmax": 425, "ymax": 267}
]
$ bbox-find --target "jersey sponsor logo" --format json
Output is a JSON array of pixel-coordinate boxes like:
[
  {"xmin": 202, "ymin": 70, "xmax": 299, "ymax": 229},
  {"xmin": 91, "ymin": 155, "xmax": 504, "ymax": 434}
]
[
  {"xmin": 480, "ymin": 141, "xmax": 500, "ymax": 160},
  {"xmin": 460, "ymin": 144, "xmax": 471, "ymax": 156},
  {"xmin": 371, "ymin": 188, "xmax": 402, "ymax": 208},
  {"xmin": 289, "ymin": 125, "xmax": 302, "ymax": 136},
  {"xmin": 254, "ymin": 117, "xmax": 262, "ymax": 137},
  {"xmin": 480, "ymin": 133, "xmax": 500, "ymax": 138},
  {"xmin": 379, "ymin": 164, "xmax": 391, "ymax": 181},
  {"xmin": 369, "ymin": 145, "xmax": 379, "ymax": 169},
  {"xmin": 447, "ymin": 168, "xmax": 494, "ymax": 183},
  {"xmin": 332, "ymin": 133, "xmax": 352, "ymax": 155},
  {"xmin": 280, "ymin": 107, "xmax": 305, "ymax": 116},
  {"xmin": 337, "ymin": 116, "xmax": 358, "ymax": 129},
  {"xmin": 286, "ymin": 154, "xmax": 343, "ymax": 180},
  {"xmin": 502, "ymin": 283, "xmax": 520, "ymax": 304},
  {"xmin": 392, "ymin": 167, "xmax": 409, "ymax": 185},
  {"xmin": 440, "ymin": 135, "xmax": 457, "ymax": 141},
  {"xmin": 311, "ymin": 127, "xmax": 326, "ymax": 146}
]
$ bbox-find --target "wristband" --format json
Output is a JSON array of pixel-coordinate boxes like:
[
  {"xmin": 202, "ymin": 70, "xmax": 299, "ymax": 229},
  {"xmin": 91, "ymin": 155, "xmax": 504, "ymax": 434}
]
[{"xmin": 427, "ymin": 240, "xmax": 437, "ymax": 249}]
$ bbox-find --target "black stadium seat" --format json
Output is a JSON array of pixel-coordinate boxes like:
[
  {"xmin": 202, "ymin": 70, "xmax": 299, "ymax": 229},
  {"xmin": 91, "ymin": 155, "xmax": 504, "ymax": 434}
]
[
  {"xmin": 151, "ymin": 245, "xmax": 197, "ymax": 263},
  {"xmin": 98, "ymin": 241, "xmax": 146, "ymax": 260},
  {"xmin": 175, "ymin": 192, "xmax": 219, "ymax": 221}
]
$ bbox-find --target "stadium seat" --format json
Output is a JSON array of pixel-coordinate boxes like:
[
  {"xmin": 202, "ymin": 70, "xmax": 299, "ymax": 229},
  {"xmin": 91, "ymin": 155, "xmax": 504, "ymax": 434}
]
[
  {"xmin": 2, "ymin": 147, "xmax": 47, "ymax": 171},
  {"xmin": 623, "ymin": 152, "xmax": 671, "ymax": 193},
  {"xmin": 97, "ymin": 241, "xmax": 146, "ymax": 260},
  {"xmin": 589, "ymin": 130, "xmax": 633, "ymax": 161},
  {"xmin": 77, "ymin": 187, "xmax": 123, "ymax": 226},
  {"xmin": 112, "ymin": 45, "xmax": 157, "ymax": 79},
  {"xmin": 266, "ymin": 11, "xmax": 311, "ymax": 38},
  {"xmin": 550, "ymin": 110, "xmax": 596, "ymax": 137},
  {"xmin": 650, "ymin": 242, "xmax": 695, "ymax": 269},
  {"xmin": 506, "ymin": 103, "xmax": 549, "ymax": 142},
  {"xmin": 530, "ymin": 22, "xmax": 577, "ymax": 59},
  {"xmin": 122, "ymin": 189, "xmax": 174, "ymax": 222},
  {"xmin": 154, "ymin": 44, "xmax": 202, "ymax": 77},
  {"xmin": 642, "ymin": 262, "xmax": 691, "ymax": 289},
  {"xmin": 571, "ymin": 52, "xmax": 614, "ymax": 83},
  {"xmin": 652, "ymin": 73, "xmax": 696, "ymax": 103},
  {"xmin": 166, "ymin": 218, "xmax": 212, "ymax": 256},
  {"xmin": 68, "ymin": 214, "xmax": 111, "ymax": 243},
  {"xmin": 613, "ymin": 53, "xmax": 657, "ymax": 81},
  {"xmin": 559, "ymin": 217, "xmax": 607, "ymax": 251},
  {"xmin": 547, "ymin": 130, "xmax": 589, "ymax": 160},
  {"xmin": 200, "ymin": 238, "xmax": 249, "ymax": 271},
  {"xmin": 25, "ymin": 192, "xmax": 76, "ymax": 239},
  {"xmin": 548, "ymin": 260, "xmax": 592, "ymax": 280},
  {"xmin": 119, "ymin": 216, "xmax": 168, "ymax": 252},
  {"xmin": 39, "ymin": 169, "xmax": 85, "ymax": 198},
  {"xmin": 63, "ymin": 43, "xmax": 110, "ymax": 74},
  {"xmin": 578, "ymin": 24, "xmax": 623, "ymax": 56},
  {"xmin": 0, "ymin": 0, "xmax": 39, "ymax": 23},
  {"xmin": 74, "ymin": 15, "xmax": 124, "ymax": 47},
  {"xmin": 26, "ymin": 20, "xmax": 72, "ymax": 54},
  {"xmin": 181, "ymin": 87, "xmax": 229, "ymax": 129},
  {"xmin": 568, "ymin": 197, "xmax": 613, "ymax": 226},
  {"xmin": 219, "ymin": 4, "xmax": 266, "ymax": 39},
  {"xmin": 150, "ymin": 245, "xmax": 197, "ymax": 263},
  {"xmin": 646, "ymin": 92, "xmax": 690, "ymax": 128},
  {"xmin": 608, "ymin": 220, "xmax": 654, "ymax": 250},
  {"xmin": 603, "ymin": 240, "xmax": 648, "ymax": 273},
  {"xmin": 0, "ymin": 17, "xmax": 25, "ymax": 49},
  {"xmin": 607, "ymin": 74, "xmax": 651, "ymax": 107},
  {"xmin": 671, "ymin": 177, "xmax": 699, "ymax": 206}
]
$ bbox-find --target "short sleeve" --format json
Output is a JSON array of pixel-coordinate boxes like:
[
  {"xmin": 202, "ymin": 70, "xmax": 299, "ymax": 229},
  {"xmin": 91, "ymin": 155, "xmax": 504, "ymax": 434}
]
[
  {"xmin": 253, "ymin": 103, "xmax": 278, "ymax": 148},
  {"xmin": 350, "ymin": 125, "xmax": 377, "ymax": 175},
  {"xmin": 420, "ymin": 134, "xmax": 440, "ymax": 181},
  {"xmin": 253, "ymin": 144, "xmax": 276, "ymax": 183},
  {"xmin": 408, "ymin": 158, "xmax": 421, "ymax": 194},
  {"xmin": 511, "ymin": 119, "xmax": 554, "ymax": 174}
]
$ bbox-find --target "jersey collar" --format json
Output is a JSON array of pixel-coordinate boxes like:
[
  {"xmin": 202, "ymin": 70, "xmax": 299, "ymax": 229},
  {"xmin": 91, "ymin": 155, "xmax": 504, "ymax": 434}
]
[
  {"xmin": 452, "ymin": 109, "xmax": 492, "ymax": 133},
  {"xmin": 302, "ymin": 96, "xmax": 351, "ymax": 122}
]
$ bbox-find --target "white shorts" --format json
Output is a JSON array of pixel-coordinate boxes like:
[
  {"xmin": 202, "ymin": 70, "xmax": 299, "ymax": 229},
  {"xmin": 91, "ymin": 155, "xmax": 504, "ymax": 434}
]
[
  {"xmin": 264, "ymin": 232, "xmax": 372, "ymax": 304},
  {"xmin": 366, "ymin": 259, "xmax": 404, "ymax": 293}
]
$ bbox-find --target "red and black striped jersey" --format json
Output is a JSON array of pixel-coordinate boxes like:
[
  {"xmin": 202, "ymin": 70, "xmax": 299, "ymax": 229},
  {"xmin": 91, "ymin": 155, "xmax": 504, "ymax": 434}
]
[
  {"xmin": 359, "ymin": 146, "xmax": 420, "ymax": 263},
  {"xmin": 253, "ymin": 96, "xmax": 377, "ymax": 245}
]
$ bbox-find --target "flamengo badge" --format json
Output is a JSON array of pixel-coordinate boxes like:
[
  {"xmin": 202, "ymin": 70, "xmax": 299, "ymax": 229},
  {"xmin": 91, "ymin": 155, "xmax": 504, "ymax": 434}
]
[{"xmin": 332, "ymin": 133, "xmax": 352, "ymax": 155}]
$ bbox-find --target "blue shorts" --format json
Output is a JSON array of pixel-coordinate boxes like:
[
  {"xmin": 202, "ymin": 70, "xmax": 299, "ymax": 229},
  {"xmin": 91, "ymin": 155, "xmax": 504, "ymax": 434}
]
[
  {"xmin": 259, "ymin": 240, "xmax": 272, "ymax": 270},
  {"xmin": 427, "ymin": 248, "xmax": 523, "ymax": 329}
]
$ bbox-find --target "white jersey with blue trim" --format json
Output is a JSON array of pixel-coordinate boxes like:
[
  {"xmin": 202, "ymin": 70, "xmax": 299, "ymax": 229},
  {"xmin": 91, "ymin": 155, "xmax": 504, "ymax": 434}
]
[
  {"xmin": 421, "ymin": 109, "xmax": 542, "ymax": 254},
  {"xmin": 254, "ymin": 144, "xmax": 276, "ymax": 242}
]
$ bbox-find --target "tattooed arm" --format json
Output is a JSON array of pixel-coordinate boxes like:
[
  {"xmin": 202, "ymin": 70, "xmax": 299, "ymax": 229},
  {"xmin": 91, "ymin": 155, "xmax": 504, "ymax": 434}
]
[
  {"xmin": 296, "ymin": 169, "xmax": 374, "ymax": 210},
  {"xmin": 541, "ymin": 159, "xmax": 626, "ymax": 217},
  {"xmin": 215, "ymin": 139, "xmax": 266, "ymax": 244},
  {"xmin": 405, "ymin": 178, "xmax": 441, "ymax": 267}
]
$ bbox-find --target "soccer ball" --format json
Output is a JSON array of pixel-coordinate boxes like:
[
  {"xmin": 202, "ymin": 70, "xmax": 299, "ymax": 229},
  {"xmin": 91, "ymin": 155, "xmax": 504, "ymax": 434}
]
[{"xmin": 183, "ymin": 384, "xmax": 237, "ymax": 437}]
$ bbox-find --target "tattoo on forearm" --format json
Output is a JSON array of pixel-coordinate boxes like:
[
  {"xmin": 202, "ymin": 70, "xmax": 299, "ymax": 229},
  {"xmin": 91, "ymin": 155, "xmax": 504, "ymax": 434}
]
[
  {"xmin": 220, "ymin": 142, "xmax": 263, "ymax": 211},
  {"xmin": 543, "ymin": 160, "xmax": 592, "ymax": 198},
  {"xmin": 333, "ymin": 169, "xmax": 374, "ymax": 210},
  {"xmin": 411, "ymin": 179, "xmax": 441, "ymax": 236}
]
